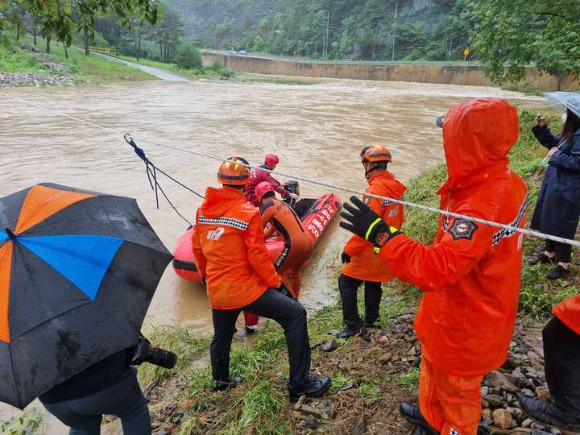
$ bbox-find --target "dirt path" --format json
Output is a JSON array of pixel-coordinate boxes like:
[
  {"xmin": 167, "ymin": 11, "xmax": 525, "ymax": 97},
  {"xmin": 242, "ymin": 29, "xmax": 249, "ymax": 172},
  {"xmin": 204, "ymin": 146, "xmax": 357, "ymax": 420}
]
[{"xmin": 92, "ymin": 53, "xmax": 189, "ymax": 82}]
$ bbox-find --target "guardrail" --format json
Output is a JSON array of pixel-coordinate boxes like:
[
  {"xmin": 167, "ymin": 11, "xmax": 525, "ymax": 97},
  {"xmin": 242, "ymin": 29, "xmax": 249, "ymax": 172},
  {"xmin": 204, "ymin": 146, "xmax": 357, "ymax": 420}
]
[{"xmin": 89, "ymin": 46, "xmax": 117, "ymax": 56}]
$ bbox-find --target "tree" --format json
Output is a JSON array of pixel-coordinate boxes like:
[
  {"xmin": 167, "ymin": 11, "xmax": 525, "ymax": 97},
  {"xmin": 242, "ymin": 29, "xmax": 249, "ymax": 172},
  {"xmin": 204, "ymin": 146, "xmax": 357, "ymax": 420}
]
[
  {"xmin": 470, "ymin": 0, "xmax": 580, "ymax": 88},
  {"xmin": 15, "ymin": 0, "xmax": 159, "ymax": 55},
  {"xmin": 175, "ymin": 42, "xmax": 202, "ymax": 69},
  {"xmin": 148, "ymin": 7, "xmax": 183, "ymax": 62}
]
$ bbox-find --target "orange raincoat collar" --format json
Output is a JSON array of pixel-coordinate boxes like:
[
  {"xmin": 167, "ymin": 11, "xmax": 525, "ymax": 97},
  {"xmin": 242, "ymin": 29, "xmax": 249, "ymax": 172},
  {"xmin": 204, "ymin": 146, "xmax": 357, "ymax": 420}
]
[
  {"xmin": 438, "ymin": 98, "xmax": 519, "ymax": 194},
  {"xmin": 201, "ymin": 186, "xmax": 247, "ymax": 218},
  {"xmin": 368, "ymin": 171, "xmax": 407, "ymax": 197}
]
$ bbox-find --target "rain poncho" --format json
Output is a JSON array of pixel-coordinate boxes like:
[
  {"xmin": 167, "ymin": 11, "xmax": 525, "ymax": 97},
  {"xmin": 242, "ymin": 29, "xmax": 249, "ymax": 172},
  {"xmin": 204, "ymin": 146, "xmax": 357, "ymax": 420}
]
[{"xmin": 379, "ymin": 98, "xmax": 528, "ymax": 376}]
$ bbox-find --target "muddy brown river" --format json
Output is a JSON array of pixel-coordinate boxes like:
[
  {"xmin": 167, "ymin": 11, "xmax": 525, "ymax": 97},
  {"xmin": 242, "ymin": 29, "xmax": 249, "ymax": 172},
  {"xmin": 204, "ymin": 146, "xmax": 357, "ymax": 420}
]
[{"xmin": 0, "ymin": 78, "xmax": 545, "ymax": 431}]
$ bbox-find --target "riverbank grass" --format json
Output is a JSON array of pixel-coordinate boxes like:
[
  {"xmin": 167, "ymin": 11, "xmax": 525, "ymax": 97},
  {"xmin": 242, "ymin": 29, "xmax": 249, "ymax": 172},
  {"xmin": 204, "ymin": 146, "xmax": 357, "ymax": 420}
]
[
  {"xmin": 0, "ymin": 43, "xmax": 46, "ymax": 73},
  {"xmin": 1, "ymin": 37, "xmax": 157, "ymax": 84},
  {"xmin": 48, "ymin": 45, "xmax": 156, "ymax": 84}
]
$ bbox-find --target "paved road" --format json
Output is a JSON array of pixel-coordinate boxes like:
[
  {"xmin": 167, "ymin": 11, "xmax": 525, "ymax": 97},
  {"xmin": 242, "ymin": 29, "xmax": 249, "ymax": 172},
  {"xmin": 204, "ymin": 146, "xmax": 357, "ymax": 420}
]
[{"xmin": 93, "ymin": 53, "xmax": 189, "ymax": 82}]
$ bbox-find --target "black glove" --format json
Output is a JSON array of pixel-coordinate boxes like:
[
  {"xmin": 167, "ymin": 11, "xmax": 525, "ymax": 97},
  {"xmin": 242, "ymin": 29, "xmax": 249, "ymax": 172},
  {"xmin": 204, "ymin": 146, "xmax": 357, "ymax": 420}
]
[
  {"xmin": 341, "ymin": 251, "xmax": 351, "ymax": 264},
  {"xmin": 340, "ymin": 196, "xmax": 401, "ymax": 252}
]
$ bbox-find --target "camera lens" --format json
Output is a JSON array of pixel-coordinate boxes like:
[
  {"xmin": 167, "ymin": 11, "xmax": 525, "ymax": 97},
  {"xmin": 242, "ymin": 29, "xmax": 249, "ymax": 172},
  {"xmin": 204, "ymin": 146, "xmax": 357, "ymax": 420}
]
[{"xmin": 145, "ymin": 347, "xmax": 178, "ymax": 369}]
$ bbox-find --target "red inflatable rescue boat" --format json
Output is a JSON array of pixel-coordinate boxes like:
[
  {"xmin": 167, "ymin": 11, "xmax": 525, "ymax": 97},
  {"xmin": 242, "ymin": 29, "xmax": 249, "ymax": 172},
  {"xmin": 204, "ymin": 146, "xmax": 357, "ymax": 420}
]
[{"xmin": 173, "ymin": 193, "xmax": 342, "ymax": 282}]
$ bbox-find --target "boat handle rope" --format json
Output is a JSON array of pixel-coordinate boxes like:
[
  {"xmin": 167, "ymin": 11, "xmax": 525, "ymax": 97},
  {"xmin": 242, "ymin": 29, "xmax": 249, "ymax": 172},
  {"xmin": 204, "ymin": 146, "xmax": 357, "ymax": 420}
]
[{"xmin": 12, "ymin": 96, "xmax": 580, "ymax": 248}]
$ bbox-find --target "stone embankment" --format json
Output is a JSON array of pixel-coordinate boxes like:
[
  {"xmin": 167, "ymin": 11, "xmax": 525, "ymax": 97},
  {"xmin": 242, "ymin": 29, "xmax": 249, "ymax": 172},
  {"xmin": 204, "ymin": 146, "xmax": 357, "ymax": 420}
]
[{"xmin": 0, "ymin": 72, "xmax": 74, "ymax": 87}]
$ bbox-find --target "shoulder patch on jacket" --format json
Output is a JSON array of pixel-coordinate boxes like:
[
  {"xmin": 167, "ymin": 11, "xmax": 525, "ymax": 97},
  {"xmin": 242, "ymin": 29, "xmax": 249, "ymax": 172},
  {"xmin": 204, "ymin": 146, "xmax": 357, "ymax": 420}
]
[{"xmin": 448, "ymin": 218, "xmax": 478, "ymax": 240}]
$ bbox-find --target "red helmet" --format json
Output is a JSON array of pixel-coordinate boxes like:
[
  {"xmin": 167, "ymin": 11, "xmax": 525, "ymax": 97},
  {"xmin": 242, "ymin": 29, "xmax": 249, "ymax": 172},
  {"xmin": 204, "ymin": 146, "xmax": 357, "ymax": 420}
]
[
  {"xmin": 255, "ymin": 181, "xmax": 275, "ymax": 202},
  {"xmin": 217, "ymin": 156, "xmax": 251, "ymax": 186},
  {"xmin": 361, "ymin": 144, "xmax": 392, "ymax": 163},
  {"xmin": 265, "ymin": 154, "xmax": 279, "ymax": 168}
]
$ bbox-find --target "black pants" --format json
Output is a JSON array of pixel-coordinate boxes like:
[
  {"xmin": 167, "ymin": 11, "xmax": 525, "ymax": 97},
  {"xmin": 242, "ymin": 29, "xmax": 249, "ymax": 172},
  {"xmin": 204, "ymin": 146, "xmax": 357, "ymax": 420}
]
[
  {"xmin": 211, "ymin": 288, "xmax": 311, "ymax": 389},
  {"xmin": 338, "ymin": 274, "xmax": 382, "ymax": 330},
  {"xmin": 545, "ymin": 240, "xmax": 572, "ymax": 263},
  {"xmin": 543, "ymin": 317, "xmax": 580, "ymax": 417},
  {"xmin": 42, "ymin": 368, "xmax": 150, "ymax": 435}
]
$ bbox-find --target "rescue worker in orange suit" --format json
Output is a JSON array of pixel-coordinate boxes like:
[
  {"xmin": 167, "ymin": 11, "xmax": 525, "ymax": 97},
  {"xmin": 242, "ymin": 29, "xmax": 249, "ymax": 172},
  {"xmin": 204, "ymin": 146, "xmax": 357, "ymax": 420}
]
[
  {"xmin": 259, "ymin": 181, "xmax": 313, "ymax": 298},
  {"xmin": 192, "ymin": 157, "xmax": 331, "ymax": 400},
  {"xmin": 245, "ymin": 154, "xmax": 298, "ymax": 206},
  {"xmin": 340, "ymin": 98, "xmax": 528, "ymax": 435},
  {"xmin": 243, "ymin": 181, "xmax": 313, "ymax": 333},
  {"xmin": 337, "ymin": 144, "xmax": 406, "ymax": 339},
  {"xmin": 521, "ymin": 294, "xmax": 580, "ymax": 431}
]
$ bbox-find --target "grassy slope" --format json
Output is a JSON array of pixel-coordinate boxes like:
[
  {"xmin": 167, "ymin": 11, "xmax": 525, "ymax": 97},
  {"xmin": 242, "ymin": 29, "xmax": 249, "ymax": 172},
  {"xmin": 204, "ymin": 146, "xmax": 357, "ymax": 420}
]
[
  {"xmin": 0, "ymin": 42, "xmax": 46, "ymax": 73},
  {"xmin": 141, "ymin": 110, "xmax": 578, "ymax": 434},
  {"xmin": 0, "ymin": 38, "xmax": 156, "ymax": 84},
  {"xmin": 117, "ymin": 54, "xmax": 321, "ymax": 85}
]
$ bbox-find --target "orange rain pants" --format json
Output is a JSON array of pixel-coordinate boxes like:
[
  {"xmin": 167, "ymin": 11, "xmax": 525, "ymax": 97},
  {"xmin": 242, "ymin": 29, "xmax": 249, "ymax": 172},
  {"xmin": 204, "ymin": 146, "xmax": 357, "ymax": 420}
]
[{"xmin": 419, "ymin": 357, "xmax": 483, "ymax": 435}]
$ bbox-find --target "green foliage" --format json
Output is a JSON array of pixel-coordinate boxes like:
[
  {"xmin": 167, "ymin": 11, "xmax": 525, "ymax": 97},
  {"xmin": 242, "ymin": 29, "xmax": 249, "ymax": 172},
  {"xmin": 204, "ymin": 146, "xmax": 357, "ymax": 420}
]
[
  {"xmin": 0, "ymin": 43, "xmax": 43, "ymax": 72},
  {"xmin": 3, "ymin": 0, "xmax": 159, "ymax": 52},
  {"xmin": 238, "ymin": 379, "xmax": 285, "ymax": 432},
  {"xmin": 174, "ymin": 42, "xmax": 203, "ymax": 69},
  {"xmin": 398, "ymin": 367, "xmax": 420, "ymax": 391},
  {"xmin": 358, "ymin": 376, "xmax": 381, "ymax": 402},
  {"xmin": 167, "ymin": 0, "xmax": 473, "ymax": 61},
  {"xmin": 0, "ymin": 409, "xmax": 44, "ymax": 435},
  {"xmin": 470, "ymin": 0, "xmax": 580, "ymax": 85}
]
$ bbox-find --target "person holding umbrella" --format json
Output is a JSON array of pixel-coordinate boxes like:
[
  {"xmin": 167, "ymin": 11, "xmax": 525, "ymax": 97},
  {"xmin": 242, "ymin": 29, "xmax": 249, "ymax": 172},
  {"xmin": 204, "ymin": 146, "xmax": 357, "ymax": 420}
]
[
  {"xmin": 340, "ymin": 99, "xmax": 528, "ymax": 434},
  {"xmin": 528, "ymin": 92, "xmax": 580, "ymax": 279},
  {"xmin": 192, "ymin": 157, "xmax": 330, "ymax": 401},
  {"xmin": 0, "ymin": 183, "xmax": 174, "ymax": 434}
]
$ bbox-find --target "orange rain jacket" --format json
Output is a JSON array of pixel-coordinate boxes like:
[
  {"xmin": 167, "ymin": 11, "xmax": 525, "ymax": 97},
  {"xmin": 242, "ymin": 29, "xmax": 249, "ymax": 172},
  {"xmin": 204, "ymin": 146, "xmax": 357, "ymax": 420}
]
[
  {"xmin": 192, "ymin": 186, "xmax": 281, "ymax": 310},
  {"xmin": 554, "ymin": 295, "xmax": 580, "ymax": 336},
  {"xmin": 379, "ymin": 98, "xmax": 528, "ymax": 377},
  {"xmin": 343, "ymin": 171, "xmax": 406, "ymax": 282}
]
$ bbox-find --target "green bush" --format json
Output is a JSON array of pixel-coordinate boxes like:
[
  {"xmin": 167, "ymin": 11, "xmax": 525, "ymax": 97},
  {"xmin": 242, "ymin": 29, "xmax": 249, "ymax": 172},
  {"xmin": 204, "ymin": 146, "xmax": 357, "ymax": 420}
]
[{"xmin": 175, "ymin": 43, "xmax": 203, "ymax": 70}]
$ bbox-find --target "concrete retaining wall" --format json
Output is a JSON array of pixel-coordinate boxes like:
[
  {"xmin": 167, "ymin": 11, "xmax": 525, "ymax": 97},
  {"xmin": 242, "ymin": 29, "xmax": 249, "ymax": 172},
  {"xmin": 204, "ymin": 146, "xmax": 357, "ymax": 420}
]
[{"xmin": 202, "ymin": 53, "xmax": 579, "ymax": 91}]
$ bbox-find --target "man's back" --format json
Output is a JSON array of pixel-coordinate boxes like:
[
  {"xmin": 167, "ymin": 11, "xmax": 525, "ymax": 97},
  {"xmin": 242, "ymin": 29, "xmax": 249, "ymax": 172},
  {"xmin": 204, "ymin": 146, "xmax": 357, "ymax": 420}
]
[{"xmin": 192, "ymin": 186, "xmax": 280, "ymax": 310}]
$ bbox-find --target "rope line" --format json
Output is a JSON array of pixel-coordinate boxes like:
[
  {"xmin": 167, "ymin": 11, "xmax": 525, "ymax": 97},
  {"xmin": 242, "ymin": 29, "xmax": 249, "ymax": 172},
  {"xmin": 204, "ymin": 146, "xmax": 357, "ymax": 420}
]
[
  {"xmin": 124, "ymin": 134, "xmax": 202, "ymax": 227},
  {"xmin": 12, "ymin": 97, "xmax": 580, "ymax": 248}
]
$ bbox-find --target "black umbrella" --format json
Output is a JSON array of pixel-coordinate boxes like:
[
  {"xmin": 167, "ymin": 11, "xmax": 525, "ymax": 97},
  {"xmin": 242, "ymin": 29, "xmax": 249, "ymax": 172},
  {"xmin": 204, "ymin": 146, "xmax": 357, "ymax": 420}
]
[{"xmin": 0, "ymin": 183, "xmax": 172, "ymax": 409}]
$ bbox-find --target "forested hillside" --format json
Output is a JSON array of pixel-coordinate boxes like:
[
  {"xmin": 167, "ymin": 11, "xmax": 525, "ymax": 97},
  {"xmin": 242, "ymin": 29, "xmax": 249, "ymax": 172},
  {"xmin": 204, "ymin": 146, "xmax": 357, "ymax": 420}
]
[{"xmin": 168, "ymin": 0, "xmax": 473, "ymax": 61}]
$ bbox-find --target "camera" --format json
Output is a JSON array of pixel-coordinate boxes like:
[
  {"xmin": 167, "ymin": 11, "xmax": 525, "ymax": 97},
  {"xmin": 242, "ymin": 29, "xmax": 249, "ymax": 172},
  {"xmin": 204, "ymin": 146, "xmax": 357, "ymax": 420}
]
[{"xmin": 131, "ymin": 336, "xmax": 177, "ymax": 369}]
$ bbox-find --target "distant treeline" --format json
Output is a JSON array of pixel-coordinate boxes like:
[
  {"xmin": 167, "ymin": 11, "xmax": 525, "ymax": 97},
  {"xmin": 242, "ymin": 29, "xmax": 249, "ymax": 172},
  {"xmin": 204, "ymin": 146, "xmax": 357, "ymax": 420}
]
[{"xmin": 169, "ymin": 0, "xmax": 473, "ymax": 62}]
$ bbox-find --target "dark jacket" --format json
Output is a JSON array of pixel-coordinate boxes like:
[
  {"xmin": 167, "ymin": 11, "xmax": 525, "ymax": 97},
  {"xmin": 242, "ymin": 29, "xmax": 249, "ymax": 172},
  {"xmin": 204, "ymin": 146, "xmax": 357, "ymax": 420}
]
[
  {"xmin": 531, "ymin": 125, "xmax": 580, "ymax": 239},
  {"xmin": 39, "ymin": 350, "xmax": 131, "ymax": 404}
]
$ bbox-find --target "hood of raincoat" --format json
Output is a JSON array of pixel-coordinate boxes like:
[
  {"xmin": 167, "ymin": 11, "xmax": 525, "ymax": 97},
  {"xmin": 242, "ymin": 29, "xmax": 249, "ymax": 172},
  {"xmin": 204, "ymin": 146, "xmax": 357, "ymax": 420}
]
[
  {"xmin": 439, "ymin": 98, "xmax": 519, "ymax": 193},
  {"xmin": 201, "ymin": 186, "xmax": 249, "ymax": 218}
]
